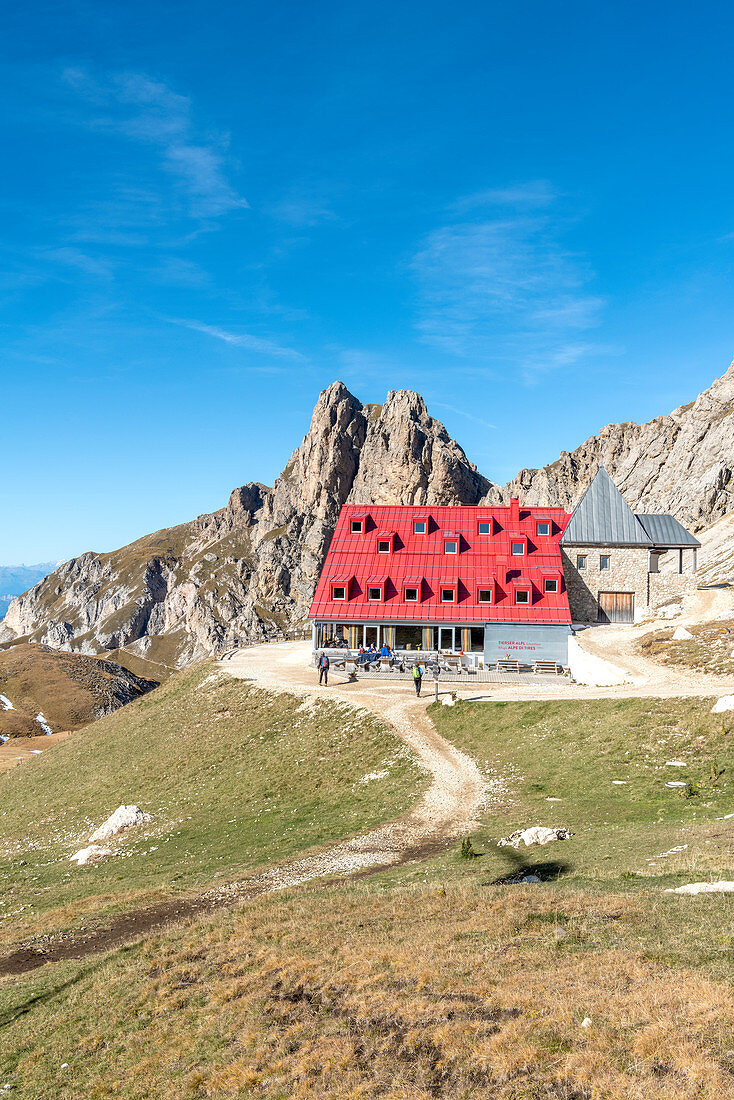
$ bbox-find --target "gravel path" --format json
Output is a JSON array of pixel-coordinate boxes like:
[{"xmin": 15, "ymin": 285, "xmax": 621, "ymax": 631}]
[{"xmin": 213, "ymin": 643, "xmax": 495, "ymax": 895}]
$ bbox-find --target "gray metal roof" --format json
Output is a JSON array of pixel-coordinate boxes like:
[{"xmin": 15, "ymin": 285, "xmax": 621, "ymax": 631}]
[
  {"xmin": 635, "ymin": 514, "xmax": 701, "ymax": 549},
  {"xmin": 561, "ymin": 467, "xmax": 653, "ymax": 546}
]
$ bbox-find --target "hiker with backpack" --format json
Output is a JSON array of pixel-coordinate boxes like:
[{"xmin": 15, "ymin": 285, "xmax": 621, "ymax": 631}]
[
  {"xmin": 317, "ymin": 651, "xmax": 330, "ymax": 686},
  {"xmin": 412, "ymin": 662, "xmax": 423, "ymax": 697}
]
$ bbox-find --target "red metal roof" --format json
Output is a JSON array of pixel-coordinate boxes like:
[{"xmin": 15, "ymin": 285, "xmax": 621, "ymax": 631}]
[{"xmin": 309, "ymin": 503, "xmax": 571, "ymax": 625}]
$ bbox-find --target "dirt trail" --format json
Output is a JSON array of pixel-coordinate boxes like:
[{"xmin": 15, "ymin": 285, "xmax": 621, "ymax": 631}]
[
  {"xmin": 212, "ymin": 643, "xmax": 493, "ymax": 895},
  {"xmin": 0, "ymin": 645, "xmax": 493, "ymax": 977}
]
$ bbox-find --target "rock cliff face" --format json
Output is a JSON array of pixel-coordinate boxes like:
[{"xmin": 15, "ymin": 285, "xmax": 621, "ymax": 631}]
[
  {"xmin": 3, "ymin": 361, "xmax": 733, "ymax": 668},
  {"xmin": 0, "ymin": 384, "xmax": 490, "ymax": 669},
  {"xmin": 492, "ymin": 359, "xmax": 734, "ymax": 529}
]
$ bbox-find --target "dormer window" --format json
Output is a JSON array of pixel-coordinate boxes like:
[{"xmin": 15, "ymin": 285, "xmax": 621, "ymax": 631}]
[
  {"xmin": 368, "ymin": 586, "xmax": 383, "ymax": 602},
  {"xmin": 477, "ymin": 587, "xmax": 493, "ymax": 604},
  {"xmin": 331, "ymin": 585, "xmax": 346, "ymax": 601},
  {"xmin": 350, "ymin": 519, "xmax": 364, "ymax": 534},
  {"xmin": 444, "ymin": 540, "xmax": 458, "ymax": 555},
  {"xmin": 413, "ymin": 517, "xmax": 428, "ymax": 534},
  {"xmin": 536, "ymin": 522, "xmax": 550, "ymax": 537},
  {"xmin": 543, "ymin": 578, "xmax": 558, "ymax": 594},
  {"xmin": 478, "ymin": 522, "xmax": 491, "ymax": 535},
  {"xmin": 404, "ymin": 586, "xmax": 419, "ymax": 602},
  {"xmin": 514, "ymin": 589, "xmax": 530, "ymax": 605},
  {"xmin": 441, "ymin": 587, "xmax": 456, "ymax": 603},
  {"xmin": 511, "ymin": 540, "xmax": 525, "ymax": 556},
  {"xmin": 376, "ymin": 531, "xmax": 395, "ymax": 554}
]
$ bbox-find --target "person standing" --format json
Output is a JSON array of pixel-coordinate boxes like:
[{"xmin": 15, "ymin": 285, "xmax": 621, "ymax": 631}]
[
  {"xmin": 412, "ymin": 663, "xmax": 423, "ymax": 697},
  {"xmin": 317, "ymin": 651, "xmax": 330, "ymax": 686}
]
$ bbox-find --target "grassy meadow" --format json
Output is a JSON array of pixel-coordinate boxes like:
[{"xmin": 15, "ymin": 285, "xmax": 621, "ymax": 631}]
[
  {"xmin": 0, "ymin": 690, "xmax": 733, "ymax": 1098},
  {"xmin": 0, "ymin": 663, "xmax": 422, "ymax": 946}
]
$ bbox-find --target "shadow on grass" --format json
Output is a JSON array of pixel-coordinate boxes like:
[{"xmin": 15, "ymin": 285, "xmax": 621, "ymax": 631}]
[{"xmin": 482, "ymin": 844, "xmax": 572, "ymax": 885}]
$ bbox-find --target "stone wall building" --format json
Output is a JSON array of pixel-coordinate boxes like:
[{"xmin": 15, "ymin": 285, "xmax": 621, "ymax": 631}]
[{"xmin": 560, "ymin": 468, "xmax": 700, "ymax": 623}]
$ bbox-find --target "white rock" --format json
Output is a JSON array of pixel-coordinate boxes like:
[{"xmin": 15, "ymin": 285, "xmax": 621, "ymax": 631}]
[
  {"xmin": 711, "ymin": 696, "xmax": 734, "ymax": 714},
  {"xmin": 581, "ymin": 1017, "xmax": 592, "ymax": 1028},
  {"xmin": 499, "ymin": 826, "xmax": 572, "ymax": 849},
  {"xmin": 612, "ymin": 780, "xmax": 628, "ymax": 785},
  {"xmin": 69, "ymin": 845, "xmax": 113, "ymax": 866},
  {"xmin": 672, "ymin": 626, "xmax": 694, "ymax": 640},
  {"xmin": 522, "ymin": 874, "xmax": 541, "ymax": 883},
  {"xmin": 89, "ymin": 805, "xmax": 152, "ymax": 842},
  {"xmin": 665, "ymin": 881, "xmax": 734, "ymax": 895},
  {"xmin": 665, "ymin": 781, "xmax": 688, "ymax": 788}
]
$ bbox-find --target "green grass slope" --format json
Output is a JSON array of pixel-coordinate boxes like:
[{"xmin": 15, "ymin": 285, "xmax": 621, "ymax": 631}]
[
  {"xmin": 0, "ymin": 664, "xmax": 422, "ymax": 946},
  {"xmin": 1, "ymin": 696, "xmax": 733, "ymax": 1099},
  {"xmin": 431, "ymin": 697, "xmax": 733, "ymax": 890}
]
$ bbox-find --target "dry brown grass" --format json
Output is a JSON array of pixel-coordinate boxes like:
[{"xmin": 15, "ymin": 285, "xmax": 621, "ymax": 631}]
[
  {"xmin": 0, "ymin": 643, "xmax": 156, "ymax": 739},
  {"xmin": 2, "ymin": 881, "xmax": 733, "ymax": 1099},
  {"xmin": 640, "ymin": 620, "xmax": 734, "ymax": 675}
]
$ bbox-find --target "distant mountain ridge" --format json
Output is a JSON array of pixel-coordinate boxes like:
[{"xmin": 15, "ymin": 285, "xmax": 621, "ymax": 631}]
[
  {"xmin": 0, "ymin": 563, "xmax": 58, "ymax": 618},
  {"xmin": 1, "ymin": 359, "xmax": 733, "ymax": 668}
]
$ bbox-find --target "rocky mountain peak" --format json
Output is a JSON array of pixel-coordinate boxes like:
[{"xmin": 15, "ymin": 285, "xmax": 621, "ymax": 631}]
[{"xmin": 3, "ymin": 361, "xmax": 734, "ymax": 670}]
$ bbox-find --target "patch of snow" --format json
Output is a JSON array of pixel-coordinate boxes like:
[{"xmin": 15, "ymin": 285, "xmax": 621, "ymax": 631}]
[
  {"xmin": 0, "ymin": 734, "xmax": 8, "ymax": 744},
  {"xmin": 35, "ymin": 712, "xmax": 52, "ymax": 735},
  {"xmin": 69, "ymin": 845, "xmax": 113, "ymax": 866},
  {"xmin": 665, "ymin": 761, "xmax": 687, "ymax": 767},
  {"xmin": 612, "ymin": 780, "xmax": 628, "ymax": 785},
  {"xmin": 521, "ymin": 874, "xmax": 541, "ymax": 883},
  {"xmin": 665, "ymin": 781, "xmax": 688, "ymax": 788},
  {"xmin": 441, "ymin": 695, "xmax": 455, "ymax": 706},
  {"xmin": 581, "ymin": 1017, "xmax": 592, "ymax": 1028},
  {"xmin": 29, "ymin": 750, "xmax": 43, "ymax": 755},
  {"xmin": 499, "ymin": 826, "xmax": 572, "ymax": 849},
  {"xmin": 712, "ymin": 696, "xmax": 734, "ymax": 714},
  {"xmin": 672, "ymin": 626, "xmax": 694, "ymax": 640},
  {"xmin": 0, "ymin": 695, "xmax": 14, "ymax": 711},
  {"xmin": 545, "ymin": 796, "xmax": 562, "ymax": 801},
  {"xmin": 665, "ymin": 881, "xmax": 734, "ymax": 895},
  {"xmin": 359, "ymin": 770, "xmax": 389, "ymax": 784},
  {"xmin": 89, "ymin": 805, "xmax": 152, "ymax": 842},
  {"xmin": 648, "ymin": 844, "xmax": 689, "ymax": 861}
]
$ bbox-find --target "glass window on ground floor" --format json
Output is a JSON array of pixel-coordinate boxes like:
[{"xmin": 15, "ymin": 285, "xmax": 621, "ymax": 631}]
[
  {"xmin": 395, "ymin": 624, "xmax": 423, "ymax": 649},
  {"xmin": 470, "ymin": 627, "xmax": 484, "ymax": 652}
]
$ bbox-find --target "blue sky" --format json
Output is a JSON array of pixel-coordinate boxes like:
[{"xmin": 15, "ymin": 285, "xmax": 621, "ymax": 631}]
[{"xmin": 2, "ymin": 0, "xmax": 734, "ymax": 564}]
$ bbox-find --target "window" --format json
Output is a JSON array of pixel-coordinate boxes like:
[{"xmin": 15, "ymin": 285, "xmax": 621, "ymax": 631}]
[
  {"xmin": 477, "ymin": 521, "xmax": 491, "ymax": 535},
  {"xmin": 577, "ymin": 554, "xmax": 587, "ymax": 570},
  {"xmin": 404, "ymin": 587, "xmax": 418, "ymax": 602},
  {"xmin": 350, "ymin": 520, "xmax": 363, "ymax": 534},
  {"xmin": 444, "ymin": 540, "xmax": 458, "ymax": 555},
  {"xmin": 511, "ymin": 541, "xmax": 525, "ymax": 556},
  {"xmin": 331, "ymin": 585, "xmax": 346, "ymax": 600},
  {"xmin": 441, "ymin": 588, "xmax": 455, "ymax": 603},
  {"xmin": 367, "ymin": 587, "xmax": 382, "ymax": 601},
  {"xmin": 536, "ymin": 522, "xmax": 550, "ymax": 536},
  {"xmin": 600, "ymin": 555, "xmax": 610, "ymax": 571},
  {"xmin": 377, "ymin": 539, "xmax": 391, "ymax": 553},
  {"xmin": 477, "ymin": 588, "xmax": 493, "ymax": 604},
  {"xmin": 543, "ymin": 578, "xmax": 558, "ymax": 593},
  {"xmin": 514, "ymin": 589, "xmax": 530, "ymax": 604},
  {"xmin": 413, "ymin": 520, "xmax": 426, "ymax": 534}
]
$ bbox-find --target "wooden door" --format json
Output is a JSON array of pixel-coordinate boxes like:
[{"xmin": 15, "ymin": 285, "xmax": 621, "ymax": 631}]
[{"xmin": 598, "ymin": 592, "xmax": 634, "ymax": 624}]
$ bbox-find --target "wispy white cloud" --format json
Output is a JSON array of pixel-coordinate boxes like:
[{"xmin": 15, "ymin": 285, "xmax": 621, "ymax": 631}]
[
  {"xmin": 168, "ymin": 318, "xmax": 305, "ymax": 361},
  {"xmin": 430, "ymin": 401, "xmax": 498, "ymax": 430},
  {"xmin": 40, "ymin": 247, "xmax": 114, "ymax": 279},
  {"xmin": 62, "ymin": 68, "xmax": 247, "ymax": 220},
  {"xmin": 411, "ymin": 186, "xmax": 606, "ymax": 382},
  {"xmin": 452, "ymin": 180, "xmax": 555, "ymax": 213}
]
